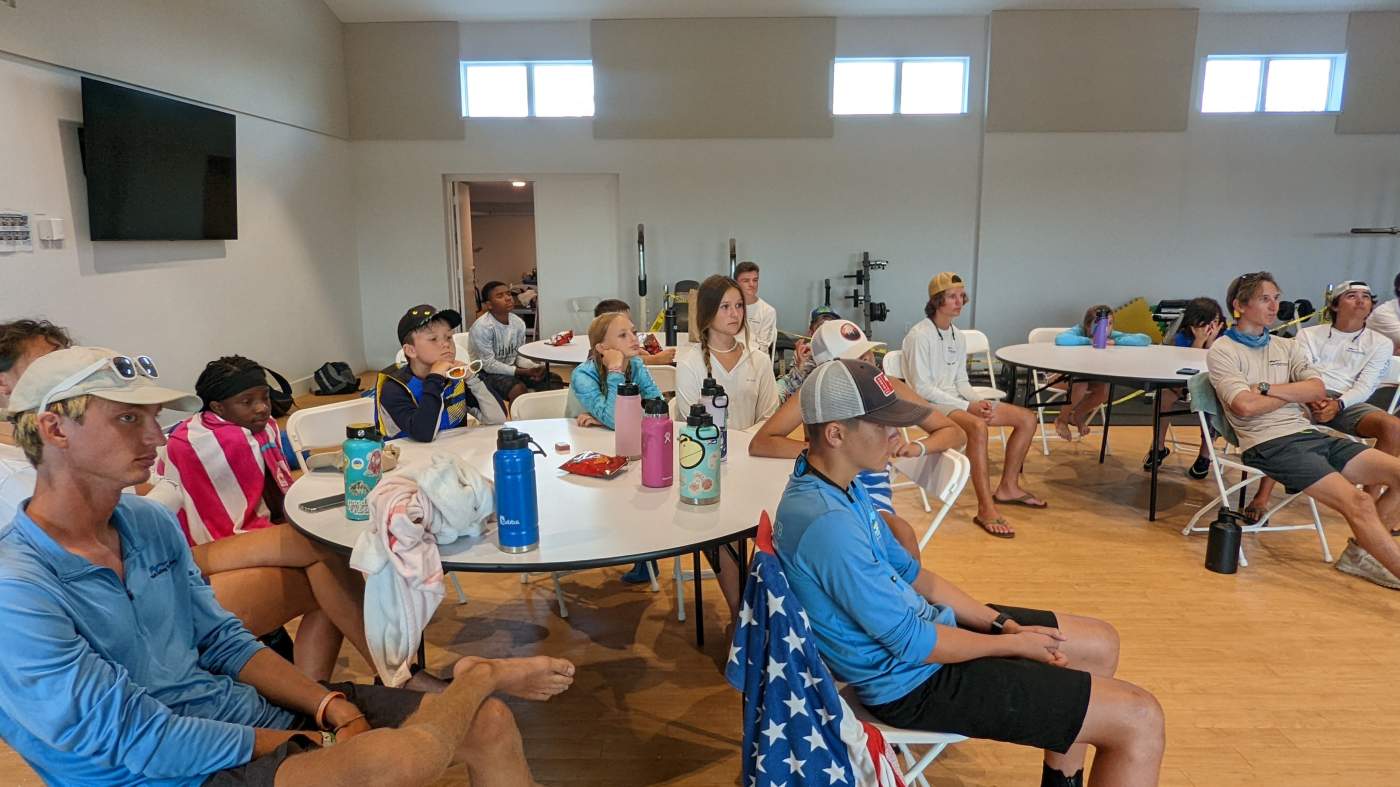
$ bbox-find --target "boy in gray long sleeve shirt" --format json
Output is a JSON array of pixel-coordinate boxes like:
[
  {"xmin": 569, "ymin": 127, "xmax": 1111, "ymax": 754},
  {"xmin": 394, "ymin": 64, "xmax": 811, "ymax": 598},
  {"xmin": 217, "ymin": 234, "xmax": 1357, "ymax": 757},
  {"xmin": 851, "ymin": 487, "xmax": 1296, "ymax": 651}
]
[{"xmin": 468, "ymin": 281, "xmax": 559, "ymax": 404}]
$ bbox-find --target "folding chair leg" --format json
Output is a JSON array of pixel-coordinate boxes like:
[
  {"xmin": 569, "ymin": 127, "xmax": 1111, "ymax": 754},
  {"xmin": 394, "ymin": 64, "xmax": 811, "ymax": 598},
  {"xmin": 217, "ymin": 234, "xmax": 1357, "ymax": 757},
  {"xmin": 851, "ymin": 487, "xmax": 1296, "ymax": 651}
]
[
  {"xmin": 551, "ymin": 573, "xmax": 569, "ymax": 618},
  {"xmin": 646, "ymin": 560, "xmax": 660, "ymax": 592},
  {"xmin": 448, "ymin": 573, "xmax": 468, "ymax": 604},
  {"xmin": 916, "ymin": 484, "xmax": 932, "ymax": 514},
  {"xmin": 1310, "ymin": 497, "xmax": 1333, "ymax": 562},
  {"xmin": 1037, "ymin": 408, "xmax": 1051, "ymax": 456}
]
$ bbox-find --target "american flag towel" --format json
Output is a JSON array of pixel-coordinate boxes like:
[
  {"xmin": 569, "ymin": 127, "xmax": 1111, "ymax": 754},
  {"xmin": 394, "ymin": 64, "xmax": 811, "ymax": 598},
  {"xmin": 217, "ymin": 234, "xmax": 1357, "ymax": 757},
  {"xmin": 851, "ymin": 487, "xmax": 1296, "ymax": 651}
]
[
  {"xmin": 158, "ymin": 412, "xmax": 294, "ymax": 546},
  {"xmin": 726, "ymin": 512, "xmax": 906, "ymax": 787}
]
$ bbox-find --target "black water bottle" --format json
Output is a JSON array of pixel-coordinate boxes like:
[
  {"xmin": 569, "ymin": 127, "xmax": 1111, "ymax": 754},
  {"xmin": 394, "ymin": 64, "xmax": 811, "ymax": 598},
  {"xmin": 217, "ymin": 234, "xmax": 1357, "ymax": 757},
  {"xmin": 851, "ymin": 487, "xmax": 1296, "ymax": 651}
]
[
  {"xmin": 1205, "ymin": 509, "xmax": 1244, "ymax": 574},
  {"xmin": 664, "ymin": 289, "xmax": 679, "ymax": 346}
]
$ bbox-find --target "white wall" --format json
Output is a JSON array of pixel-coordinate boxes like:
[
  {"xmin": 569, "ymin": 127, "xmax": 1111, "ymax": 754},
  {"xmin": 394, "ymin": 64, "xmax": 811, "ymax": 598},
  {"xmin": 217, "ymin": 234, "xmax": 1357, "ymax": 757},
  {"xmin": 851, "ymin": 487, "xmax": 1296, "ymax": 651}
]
[
  {"xmin": 975, "ymin": 12, "xmax": 1400, "ymax": 347},
  {"xmin": 472, "ymin": 214, "xmax": 538, "ymax": 286},
  {"xmin": 0, "ymin": 56, "xmax": 363, "ymax": 391},
  {"xmin": 354, "ymin": 12, "xmax": 1397, "ymax": 365},
  {"xmin": 353, "ymin": 16, "xmax": 988, "ymax": 367}
]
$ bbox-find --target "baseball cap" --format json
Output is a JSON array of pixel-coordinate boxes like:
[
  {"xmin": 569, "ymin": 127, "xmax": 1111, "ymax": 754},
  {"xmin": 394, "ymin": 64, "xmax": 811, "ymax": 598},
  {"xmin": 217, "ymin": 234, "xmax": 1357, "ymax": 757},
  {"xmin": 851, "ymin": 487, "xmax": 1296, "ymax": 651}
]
[
  {"xmin": 1328, "ymin": 280, "xmax": 1375, "ymax": 303},
  {"xmin": 927, "ymin": 272, "xmax": 965, "ymax": 299},
  {"xmin": 800, "ymin": 359, "xmax": 932, "ymax": 427},
  {"xmin": 811, "ymin": 320, "xmax": 884, "ymax": 364},
  {"xmin": 7, "ymin": 346, "xmax": 201, "ymax": 415},
  {"xmin": 397, "ymin": 304, "xmax": 462, "ymax": 345},
  {"xmin": 808, "ymin": 305, "xmax": 840, "ymax": 328}
]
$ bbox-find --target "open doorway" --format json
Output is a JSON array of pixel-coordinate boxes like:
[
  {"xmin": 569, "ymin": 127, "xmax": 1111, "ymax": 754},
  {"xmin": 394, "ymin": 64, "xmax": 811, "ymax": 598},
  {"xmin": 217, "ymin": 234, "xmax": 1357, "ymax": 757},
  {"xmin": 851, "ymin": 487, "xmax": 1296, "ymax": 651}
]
[{"xmin": 453, "ymin": 180, "xmax": 538, "ymax": 340}]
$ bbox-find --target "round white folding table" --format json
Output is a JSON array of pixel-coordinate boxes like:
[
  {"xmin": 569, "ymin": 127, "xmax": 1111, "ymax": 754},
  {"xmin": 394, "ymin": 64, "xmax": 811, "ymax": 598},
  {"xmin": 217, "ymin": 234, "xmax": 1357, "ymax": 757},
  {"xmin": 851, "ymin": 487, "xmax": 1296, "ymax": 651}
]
[
  {"xmin": 994, "ymin": 343, "xmax": 1209, "ymax": 521},
  {"xmin": 517, "ymin": 332, "xmax": 690, "ymax": 369},
  {"xmin": 285, "ymin": 418, "xmax": 790, "ymax": 645}
]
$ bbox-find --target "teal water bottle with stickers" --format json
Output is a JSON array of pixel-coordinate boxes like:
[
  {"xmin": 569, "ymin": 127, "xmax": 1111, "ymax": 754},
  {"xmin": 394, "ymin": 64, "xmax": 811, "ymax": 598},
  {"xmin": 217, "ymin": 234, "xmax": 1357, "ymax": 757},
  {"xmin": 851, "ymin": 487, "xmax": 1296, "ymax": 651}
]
[{"xmin": 343, "ymin": 423, "xmax": 383, "ymax": 521}]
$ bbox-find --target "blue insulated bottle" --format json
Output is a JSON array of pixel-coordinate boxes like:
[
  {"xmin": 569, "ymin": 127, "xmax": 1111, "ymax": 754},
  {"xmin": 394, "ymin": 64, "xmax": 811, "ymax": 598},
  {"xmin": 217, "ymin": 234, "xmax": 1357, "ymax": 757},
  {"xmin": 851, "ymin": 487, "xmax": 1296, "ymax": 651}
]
[
  {"xmin": 493, "ymin": 427, "xmax": 546, "ymax": 553},
  {"xmin": 343, "ymin": 423, "xmax": 383, "ymax": 522}
]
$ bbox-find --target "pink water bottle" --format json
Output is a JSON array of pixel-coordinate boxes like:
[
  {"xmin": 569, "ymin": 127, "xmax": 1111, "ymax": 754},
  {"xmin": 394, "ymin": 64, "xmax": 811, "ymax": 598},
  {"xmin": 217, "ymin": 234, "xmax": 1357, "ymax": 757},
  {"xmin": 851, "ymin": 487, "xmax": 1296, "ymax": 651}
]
[
  {"xmin": 614, "ymin": 382, "xmax": 642, "ymax": 459},
  {"xmin": 640, "ymin": 398, "xmax": 673, "ymax": 488}
]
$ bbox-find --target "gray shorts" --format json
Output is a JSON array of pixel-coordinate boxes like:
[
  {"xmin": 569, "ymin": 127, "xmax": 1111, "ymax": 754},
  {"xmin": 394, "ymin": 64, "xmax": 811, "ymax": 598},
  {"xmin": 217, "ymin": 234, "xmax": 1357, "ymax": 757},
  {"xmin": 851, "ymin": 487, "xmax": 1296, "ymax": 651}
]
[
  {"xmin": 1242, "ymin": 430, "xmax": 1370, "ymax": 494},
  {"xmin": 204, "ymin": 681, "xmax": 425, "ymax": 786},
  {"xmin": 1317, "ymin": 400, "xmax": 1383, "ymax": 437}
]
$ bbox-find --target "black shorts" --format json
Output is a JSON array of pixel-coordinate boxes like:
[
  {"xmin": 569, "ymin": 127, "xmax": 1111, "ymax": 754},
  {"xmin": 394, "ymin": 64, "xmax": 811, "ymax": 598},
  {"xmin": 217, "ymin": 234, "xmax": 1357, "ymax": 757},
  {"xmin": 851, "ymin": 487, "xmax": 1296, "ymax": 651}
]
[
  {"xmin": 866, "ymin": 604, "xmax": 1093, "ymax": 755},
  {"xmin": 480, "ymin": 370, "xmax": 562, "ymax": 402},
  {"xmin": 1242, "ymin": 430, "xmax": 1370, "ymax": 494},
  {"xmin": 203, "ymin": 682, "xmax": 425, "ymax": 786}
]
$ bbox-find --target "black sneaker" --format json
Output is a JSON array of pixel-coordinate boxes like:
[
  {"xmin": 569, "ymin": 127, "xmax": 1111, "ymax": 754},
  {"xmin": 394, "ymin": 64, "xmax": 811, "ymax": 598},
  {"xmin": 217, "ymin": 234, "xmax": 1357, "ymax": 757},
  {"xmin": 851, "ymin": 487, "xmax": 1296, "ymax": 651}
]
[
  {"xmin": 1188, "ymin": 457, "xmax": 1211, "ymax": 480},
  {"xmin": 1141, "ymin": 447, "xmax": 1170, "ymax": 471}
]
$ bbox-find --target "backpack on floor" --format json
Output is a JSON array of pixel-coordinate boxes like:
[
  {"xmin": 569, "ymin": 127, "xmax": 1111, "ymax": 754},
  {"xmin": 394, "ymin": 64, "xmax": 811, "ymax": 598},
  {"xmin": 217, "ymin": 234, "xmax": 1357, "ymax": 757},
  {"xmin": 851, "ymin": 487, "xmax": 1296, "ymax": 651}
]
[{"xmin": 313, "ymin": 361, "xmax": 360, "ymax": 396}]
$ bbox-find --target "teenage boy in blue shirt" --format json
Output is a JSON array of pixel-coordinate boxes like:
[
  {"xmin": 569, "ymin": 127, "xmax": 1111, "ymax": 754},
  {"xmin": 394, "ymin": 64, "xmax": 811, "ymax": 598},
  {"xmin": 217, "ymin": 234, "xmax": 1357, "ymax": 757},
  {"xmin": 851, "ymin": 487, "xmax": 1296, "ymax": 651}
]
[
  {"xmin": 772, "ymin": 359, "xmax": 1165, "ymax": 787},
  {"xmin": 0, "ymin": 347, "xmax": 574, "ymax": 785}
]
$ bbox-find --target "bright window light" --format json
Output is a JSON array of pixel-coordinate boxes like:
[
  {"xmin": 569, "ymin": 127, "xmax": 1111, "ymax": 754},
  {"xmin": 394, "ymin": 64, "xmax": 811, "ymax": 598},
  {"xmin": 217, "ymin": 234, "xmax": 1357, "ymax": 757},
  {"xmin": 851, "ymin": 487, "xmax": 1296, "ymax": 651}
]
[
  {"xmin": 1201, "ymin": 54, "xmax": 1345, "ymax": 114},
  {"xmin": 532, "ymin": 63, "xmax": 595, "ymax": 117},
  {"xmin": 1264, "ymin": 58, "xmax": 1333, "ymax": 112},
  {"xmin": 464, "ymin": 64, "xmax": 528, "ymax": 117},
  {"xmin": 1201, "ymin": 58, "xmax": 1262, "ymax": 113},
  {"xmin": 900, "ymin": 59, "xmax": 968, "ymax": 114},
  {"xmin": 833, "ymin": 60, "xmax": 896, "ymax": 115}
]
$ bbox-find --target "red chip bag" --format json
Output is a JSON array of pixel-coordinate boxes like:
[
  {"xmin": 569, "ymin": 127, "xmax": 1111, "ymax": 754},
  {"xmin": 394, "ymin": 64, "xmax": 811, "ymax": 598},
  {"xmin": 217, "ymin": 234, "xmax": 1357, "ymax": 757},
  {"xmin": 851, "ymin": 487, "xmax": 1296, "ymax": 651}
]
[
  {"xmin": 560, "ymin": 451, "xmax": 628, "ymax": 479},
  {"xmin": 549, "ymin": 330, "xmax": 574, "ymax": 347},
  {"xmin": 641, "ymin": 333, "xmax": 663, "ymax": 355}
]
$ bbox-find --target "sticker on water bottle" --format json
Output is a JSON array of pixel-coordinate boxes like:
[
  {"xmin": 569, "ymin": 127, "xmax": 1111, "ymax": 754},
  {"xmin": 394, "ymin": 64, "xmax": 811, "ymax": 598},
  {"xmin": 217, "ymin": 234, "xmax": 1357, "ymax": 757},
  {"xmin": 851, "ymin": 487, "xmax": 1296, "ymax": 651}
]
[{"xmin": 349, "ymin": 457, "xmax": 365, "ymax": 471}]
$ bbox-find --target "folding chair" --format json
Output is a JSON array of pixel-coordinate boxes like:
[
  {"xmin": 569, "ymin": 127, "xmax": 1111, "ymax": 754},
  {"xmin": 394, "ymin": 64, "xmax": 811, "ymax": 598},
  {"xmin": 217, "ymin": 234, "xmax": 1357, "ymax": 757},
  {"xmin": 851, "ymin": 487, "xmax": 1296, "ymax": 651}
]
[
  {"xmin": 1180, "ymin": 374, "xmax": 1331, "ymax": 565},
  {"xmin": 285, "ymin": 398, "xmax": 375, "ymax": 473},
  {"xmin": 646, "ymin": 364, "xmax": 676, "ymax": 395},
  {"xmin": 1025, "ymin": 327, "xmax": 1108, "ymax": 455},
  {"xmin": 840, "ymin": 687, "xmax": 968, "ymax": 787},
  {"xmin": 891, "ymin": 449, "xmax": 971, "ymax": 548}
]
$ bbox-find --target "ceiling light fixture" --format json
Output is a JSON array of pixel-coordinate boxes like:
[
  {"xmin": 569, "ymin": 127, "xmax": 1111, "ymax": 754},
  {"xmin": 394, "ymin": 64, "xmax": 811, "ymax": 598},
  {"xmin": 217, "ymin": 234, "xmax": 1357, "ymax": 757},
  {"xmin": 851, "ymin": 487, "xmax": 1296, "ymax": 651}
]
[{"xmin": 511, "ymin": 180, "xmax": 527, "ymax": 188}]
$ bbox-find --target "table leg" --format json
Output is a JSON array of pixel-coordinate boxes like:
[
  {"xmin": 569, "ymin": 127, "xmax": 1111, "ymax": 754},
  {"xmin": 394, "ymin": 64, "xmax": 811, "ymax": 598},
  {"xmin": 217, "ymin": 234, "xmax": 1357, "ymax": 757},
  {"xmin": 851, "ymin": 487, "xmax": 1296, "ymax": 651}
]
[
  {"xmin": 1005, "ymin": 362, "xmax": 1019, "ymax": 406},
  {"xmin": 693, "ymin": 551, "xmax": 705, "ymax": 647},
  {"xmin": 1098, "ymin": 384, "xmax": 1115, "ymax": 464},
  {"xmin": 1150, "ymin": 387, "xmax": 1163, "ymax": 521}
]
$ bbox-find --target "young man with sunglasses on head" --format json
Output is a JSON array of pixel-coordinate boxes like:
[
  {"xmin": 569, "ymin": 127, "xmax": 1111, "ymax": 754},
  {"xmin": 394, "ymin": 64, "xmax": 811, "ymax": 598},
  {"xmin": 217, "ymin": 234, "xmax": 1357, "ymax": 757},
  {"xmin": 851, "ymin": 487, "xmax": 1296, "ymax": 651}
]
[
  {"xmin": 0, "ymin": 346, "xmax": 575, "ymax": 785},
  {"xmin": 1242, "ymin": 281, "xmax": 1400, "ymax": 521},
  {"xmin": 1209, "ymin": 272, "xmax": 1400, "ymax": 589},
  {"xmin": 773, "ymin": 359, "xmax": 1164, "ymax": 787}
]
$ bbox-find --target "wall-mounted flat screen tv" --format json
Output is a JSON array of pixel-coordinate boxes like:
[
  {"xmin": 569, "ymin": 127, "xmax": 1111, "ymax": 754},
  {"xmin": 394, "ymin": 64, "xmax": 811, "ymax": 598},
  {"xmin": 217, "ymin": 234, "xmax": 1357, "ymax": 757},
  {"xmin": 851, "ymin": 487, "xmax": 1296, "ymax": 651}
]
[{"xmin": 81, "ymin": 78, "xmax": 237, "ymax": 240}]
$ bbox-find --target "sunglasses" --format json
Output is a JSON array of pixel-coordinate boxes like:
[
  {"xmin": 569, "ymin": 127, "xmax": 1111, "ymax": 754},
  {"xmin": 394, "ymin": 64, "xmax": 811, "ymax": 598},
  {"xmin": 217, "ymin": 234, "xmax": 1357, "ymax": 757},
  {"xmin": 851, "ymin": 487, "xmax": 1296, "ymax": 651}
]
[{"xmin": 39, "ymin": 355, "xmax": 159, "ymax": 412}]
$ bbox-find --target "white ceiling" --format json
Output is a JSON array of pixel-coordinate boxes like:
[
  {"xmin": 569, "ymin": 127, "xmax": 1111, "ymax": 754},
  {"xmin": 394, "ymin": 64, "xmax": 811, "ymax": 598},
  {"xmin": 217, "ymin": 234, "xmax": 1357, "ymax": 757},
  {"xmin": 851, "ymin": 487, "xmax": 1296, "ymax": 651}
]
[{"xmin": 324, "ymin": 0, "xmax": 1400, "ymax": 23}]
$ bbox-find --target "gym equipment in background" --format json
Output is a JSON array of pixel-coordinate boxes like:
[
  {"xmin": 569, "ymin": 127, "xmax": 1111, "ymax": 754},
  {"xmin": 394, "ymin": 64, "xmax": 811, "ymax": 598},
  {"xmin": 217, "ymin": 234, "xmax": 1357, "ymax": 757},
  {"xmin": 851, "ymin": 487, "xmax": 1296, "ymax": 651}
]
[
  {"xmin": 843, "ymin": 251, "xmax": 890, "ymax": 336},
  {"xmin": 637, "ymin": 223, "xmax": 649, "ymax": 324},
  {"xmin": 1351, "ymin": 226, "xmax": 1400, "ymax": 235},
  {"xmin": 728, "ymin": 238, "xmax": 737, "ymax": 278}
]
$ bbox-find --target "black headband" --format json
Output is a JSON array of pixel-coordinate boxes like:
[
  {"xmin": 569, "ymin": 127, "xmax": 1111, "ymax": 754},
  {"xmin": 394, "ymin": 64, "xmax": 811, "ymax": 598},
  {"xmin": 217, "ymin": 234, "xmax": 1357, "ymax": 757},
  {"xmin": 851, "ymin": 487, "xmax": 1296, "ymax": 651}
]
[{"xmin": 198, "ymin": 367, "xmax": 270, "ymax": 408}]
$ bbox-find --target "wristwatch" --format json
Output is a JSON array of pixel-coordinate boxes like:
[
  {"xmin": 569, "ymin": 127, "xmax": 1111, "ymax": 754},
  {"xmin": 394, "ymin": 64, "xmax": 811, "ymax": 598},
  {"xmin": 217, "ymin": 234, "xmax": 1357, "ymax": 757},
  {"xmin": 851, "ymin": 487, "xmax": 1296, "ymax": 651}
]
[
  {"xmin": 989, "ymin": 612, "xmax": 1010, "ymax": 634},
  {"xmin": 1257, "ymin": 381, "xmax": 1271, "ymax": 397}
]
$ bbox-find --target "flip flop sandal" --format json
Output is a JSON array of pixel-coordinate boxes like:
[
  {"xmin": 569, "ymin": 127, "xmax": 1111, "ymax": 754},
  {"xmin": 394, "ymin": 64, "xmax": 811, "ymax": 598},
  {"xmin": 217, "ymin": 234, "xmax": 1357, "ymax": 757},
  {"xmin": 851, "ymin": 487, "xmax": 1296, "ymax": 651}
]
[
  {"xmin": 995, "ymin": 493, "xmax": 1049, "ymax": 509},
  {"xmin": 1242, "ymin": 506, "xmax": 1265, "ymax": 525},
  {"xmin": 974, "ymin": 516, "xmax": 1016, "ymax": 539}
]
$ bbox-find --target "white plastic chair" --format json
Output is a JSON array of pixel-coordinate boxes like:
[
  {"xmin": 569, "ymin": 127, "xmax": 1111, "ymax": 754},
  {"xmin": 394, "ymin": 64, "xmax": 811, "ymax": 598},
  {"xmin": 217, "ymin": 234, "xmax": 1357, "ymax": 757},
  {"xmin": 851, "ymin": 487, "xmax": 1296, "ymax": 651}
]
[
  {"xmin": 646, "ymin": 364, "xmax": 677, "ymax": 395},
  {"xmin": 961, "ymin": 329, "xmax": 1007, "ymax": 402},
  {"xmin": 1180, "ymin": 374, "xmax": 1330, "ymax": 565},
  {"xmin": 1025, "ymin": 327, "xmax": 1107, "ymax": 455},
  {"xmin": 568, "ymin": 296, "xmax": 604, "ymax": 334},
  {"xmin": 880, "ymin": 351, "xmax": 934, "ymax": 513},
  {"xmin": 1382, "ymin": 357, "xmax": 1400, "ymax": 413},
  {"xmin": 509, "ymin": 389, "xmax": 569, "ymax": 420},
  {"xmin": 892, "ymin": 449, "xmax": 971, "ymax": 548},
  {"xmin": 840, "ymin": 686, "xmax": 967, "ymax": 787},
  {"xmin": 285, "ymin": 399, "xmax": 375, "ymax": 473}
]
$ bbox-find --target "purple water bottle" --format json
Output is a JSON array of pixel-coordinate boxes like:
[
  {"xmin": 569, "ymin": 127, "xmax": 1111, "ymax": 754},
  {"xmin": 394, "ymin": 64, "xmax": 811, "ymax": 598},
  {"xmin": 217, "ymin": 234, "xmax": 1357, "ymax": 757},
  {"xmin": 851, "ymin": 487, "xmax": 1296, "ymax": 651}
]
[
  {"xmin": 640, "ymin": 398, "xmax": 674, "ymax": 489},
  {"xmin": 1091, "ymin": 307, "xmax": 1111, "ymax": 349}
]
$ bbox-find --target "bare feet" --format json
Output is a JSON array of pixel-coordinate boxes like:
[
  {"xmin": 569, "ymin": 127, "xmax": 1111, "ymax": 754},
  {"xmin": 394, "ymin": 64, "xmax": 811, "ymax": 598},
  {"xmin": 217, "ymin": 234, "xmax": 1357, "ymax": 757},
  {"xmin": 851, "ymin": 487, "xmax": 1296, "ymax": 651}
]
[
  {"xmin": 453, "ymin": 655, "xmax": 576, "ymax": 701},
  {"xmin": 1054, "ymin": 416, "xmax": 1072, "ymax": 442}
]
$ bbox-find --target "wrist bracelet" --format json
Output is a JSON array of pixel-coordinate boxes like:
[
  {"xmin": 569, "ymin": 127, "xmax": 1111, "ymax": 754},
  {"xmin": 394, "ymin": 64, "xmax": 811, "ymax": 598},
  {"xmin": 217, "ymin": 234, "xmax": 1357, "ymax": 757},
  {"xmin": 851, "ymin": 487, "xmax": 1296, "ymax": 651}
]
[
  {"xmin": 915, "ymin": 441, "xmax": 928, "ymax": 458},
  {"xmin": 315, "ymin": 691, "xmax": 347, "ymax": 730}
]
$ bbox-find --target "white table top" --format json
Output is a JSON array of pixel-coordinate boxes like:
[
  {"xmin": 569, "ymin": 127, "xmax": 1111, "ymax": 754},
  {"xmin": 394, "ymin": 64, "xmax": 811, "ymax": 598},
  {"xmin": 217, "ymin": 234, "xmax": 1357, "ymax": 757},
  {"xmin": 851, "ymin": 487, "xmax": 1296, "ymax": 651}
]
[
  {"xmin": 285, "ymin": 418, "xmax": 789, "ymax": 572},
  {"xmin": 518, "ymin": 333, "xmax": 690, "ymax": 365},
  {"xmin": 994, "ymin": 343, "xmax": 1208, "ymax": 386}
]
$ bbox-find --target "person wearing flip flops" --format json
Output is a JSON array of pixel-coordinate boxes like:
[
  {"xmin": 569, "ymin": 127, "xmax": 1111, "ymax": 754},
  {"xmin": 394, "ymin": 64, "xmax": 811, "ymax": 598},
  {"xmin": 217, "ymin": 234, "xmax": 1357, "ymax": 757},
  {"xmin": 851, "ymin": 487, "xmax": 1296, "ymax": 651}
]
[
  {"xmin": 901, "ymin": 273, "xmax": 1046, "ymax": 538},
  {"xmin": 1051, "ymin": 305, "xmax": 1150, "ymax": 444},
  {"xmin": 1148, "ymin": 298, "xmax": 1227, "ymax": 480},
  {"xmin": 1208, "ymin": 272, "xmax": 1400, "ymax": 590},
  {"xmin": 1239, "ymin": 280, "xmax": 1400, "ymax": 527}
]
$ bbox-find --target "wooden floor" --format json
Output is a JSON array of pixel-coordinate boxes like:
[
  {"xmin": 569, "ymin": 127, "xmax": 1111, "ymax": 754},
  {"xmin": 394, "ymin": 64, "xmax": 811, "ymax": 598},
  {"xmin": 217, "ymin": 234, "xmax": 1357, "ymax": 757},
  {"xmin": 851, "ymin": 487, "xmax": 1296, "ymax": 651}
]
[{"xmin": 4, "ymin": 423, "xmax": 1400, "ymax": 785}]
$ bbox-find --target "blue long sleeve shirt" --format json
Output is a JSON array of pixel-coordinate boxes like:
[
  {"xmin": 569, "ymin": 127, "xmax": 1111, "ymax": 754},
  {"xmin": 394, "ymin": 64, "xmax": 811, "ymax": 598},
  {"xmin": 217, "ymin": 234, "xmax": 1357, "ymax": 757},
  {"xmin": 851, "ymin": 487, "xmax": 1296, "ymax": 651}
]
[
  {"xmin": 567, "ymin": 356, "xmax": 663, "ymax": 429},
  {"xmin": 0, "ymin": 496, "xmax": 295, "ymax": 785},
  {"xmin": 772, "ymin": 455, "xmax": 955, "ymax": 706},
  {"xmin": 1054, "ymin": 325, "xmax": 1151, "ymax": 347}
]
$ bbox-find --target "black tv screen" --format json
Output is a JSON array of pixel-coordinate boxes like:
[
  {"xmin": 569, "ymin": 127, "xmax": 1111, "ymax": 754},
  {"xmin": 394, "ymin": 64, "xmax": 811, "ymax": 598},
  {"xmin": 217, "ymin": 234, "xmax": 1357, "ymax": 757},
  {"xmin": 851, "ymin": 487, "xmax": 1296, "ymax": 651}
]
[{"xmin": 81, "ymin": 78, "xmax": 237, "ymax": 240}]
